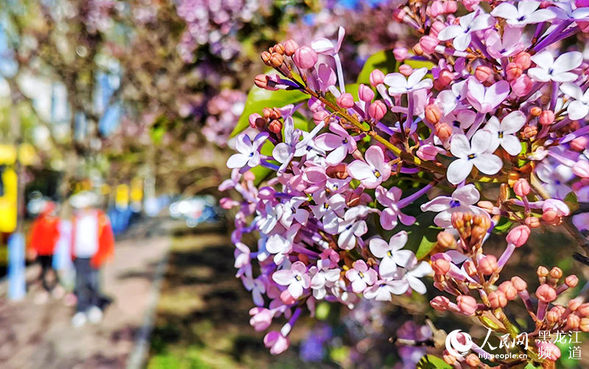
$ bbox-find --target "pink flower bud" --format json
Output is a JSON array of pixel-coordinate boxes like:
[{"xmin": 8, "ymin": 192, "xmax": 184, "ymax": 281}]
[
  {"xmin": 264, "ymin": 331, "xmax": 290, "ymax": 355},
  {"xmin": 280, "ymin": 289, "xmax": 296, "ymax": 305},
  {"xmin": 571, "ymin": 136, "xmax": 588, "ymax": 151},
  {"xmin": 513, "ymin": 178, "xmax": 530, "ymax": 197},
  {"xmin": 399, "ymin": 64, "xmax": 413, "ymax": 77},
  {"xmin": 268, "ymin": 119, "xmax": 282, "ymax": 134},
  {"xmin": 457, "ymin": 295, "xmax": 478, "ymax": 316},
  {"xmin": 370, "ymin": 69, "xmax": 385, "ymax": 87},
  {"xmin": 393, "ymin": 47, "xmax": 408, "ymax": 61},
  {"xmin": 249, "ymin": 307, "xmax": 274, "ymax": 331},
  {"xmin": 425, "ymin": 104, "xmax": 442, "ymax": 124},
  {"xmin": 313, "ymin": 110, "xmax": 329, "ymax": 125},
  {"xmin": 506, "ymin": 62, "xmax": 522, "ymax": 81},
  {"xmin": 433, "ymin": 259, "xmax": 451, "ymax": 275},
  {"xmin": 524, "ymin": 216, "xmax": 541, "ymax": 228},
  {"xmin": 417, "ymin": 144, "xmax": 443, "ymax": 161},
  {"xmin": 506, "ymin": 225, "xmax": 531, "ymax": 247},
  {"xmin": 419, "ymin": 36, "xmax": 439, "ymax": 54},
  {"xmin": 475, "ymin": 66, "xmax": 493, "ymax": 83},
  {"xmin": 435, "ymin": 122, "xmax": 452, "ymax": 140},
  {"xmin": 578, "ymin": 303, "xmax": 589, "ymax": 317},
  {"xmin": 536, "ymin": 284, "xmax": 557, "ymax": 303},
  {"xmin": 539, "ymin": 110, "xmax": 555, "ymax": 125},
  {"xmin": 430, "ymin": 21, "xmax": 446, "ymax": 37},
  {"xmin": 220, "ymin": 197, "xmax": 238, "ymax": 209},
  {"xmin": 542, "ymin": 209, "xmax": 559, "ymax": 224},
  {"xmin": 428, "ymin": 1, "xmax": 444, "ymax": 17},
  {"xmin": 368, "ymin": 100, "xmax": 387, "ymax": 121},
  {"xmin": 392, "ymin": 8, "xmax": 405, "ymax": 22},
  {"xmin": 358, "ymin": 84, "xmax": 375, "ymax": 102},
  {"xmin": 293, "ymin": 46, "xmax": 317, "ymax": 69},
  {"xmin": 488, "ymin": 290, "xmax": 508, "ymax": 308},
  {"xmin": 243, "ymin": 171, "xmax": 256, "ymax": 182},
  {"xmin": 498, "ymin": 281, "xmax": 518, "ymax": 300},
  {"xmin": 536, "ymin": 342, "xmax": 561, "ymax": 361},
  {"xmin": 461, "ymin": 0, "xmax": 481, "ymax": 11},
  {"xmin": 444, "ymin": 1, "xmax": 458, "ymax": 13},
  {"xmin": 434, "ymin": 70, "xmax": 454, "ymax": 90},
  {"xmin": 510, "ymin": 75, "xmax": 533, "ymax": 97},
  {"xmin": 573, "ymin": 160, "xmax": 589, "ymax": 178},
  {"xmin": 479, "ymin": 255, "xmax": 498, "ymax": 275},
  {"xmin": 514, "ymin": 52, "xmax": 532, "ymax": 70},
  {"xmin": 336, "ymin": 93, "xmax": 355, "ymax": 109},
  {"xmin": 565, "ymin": 314, "xmax": 581, "ymax": 330},
  {"xmin": 283, "ymin": 39, "xmax": 299, "ymax": 56},
  {"xmin": 566, "ymin": 275, "xmax": 579, "ymax": 288},
  {"xmin": 569, "ymin": 298, "xmax": 584, "ymax": 312},
  {"xmin": 431, "ymin": 296, "xmax": 451, "ymax": 311},
  {"xmin": 511, "ymin": 276, "xmax": 528, "ymax": 291},
  {"xmin": 249, "ymin": 113, "xmax": 263, "ymax": 128}
]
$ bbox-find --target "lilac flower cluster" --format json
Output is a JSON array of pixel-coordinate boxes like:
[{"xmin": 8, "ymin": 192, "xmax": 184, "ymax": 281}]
[
  {"xmin": 202, "ymin": 89, "xmax": 246, "ymax": 146},
  {"xmin": 222, "ymin": 0, "xmax": 589, "ymax": 365}
]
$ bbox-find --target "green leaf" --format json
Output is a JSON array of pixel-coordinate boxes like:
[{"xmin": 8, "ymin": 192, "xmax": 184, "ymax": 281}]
[
  {"xmin": 493, "ymin": 217, "xmax": 513, "ymax": 234},
  {"xmin": 417, "ymin": 355, "xmax": 452, "ymax": 369},
  {"xmin": 564, "ymin": 191, "xmax": 579, "ymax": 213},
  {"xmin": 230, "ymin": 87, "xmax": 309, "ymax": 137},
  {"xmin": 292, "ymin": 113, "xmax": 313, "ymax": 132},
  {"xmin": 412, "ymin": 226, "xmax": 440, "ymax": 260},
  {"xmin": 357, "ymin": 50, "xmax": 397, "ymax": 85},
  {"xmin": 249, "ymin": 165, "xmax": 273, "ymax": 186}
]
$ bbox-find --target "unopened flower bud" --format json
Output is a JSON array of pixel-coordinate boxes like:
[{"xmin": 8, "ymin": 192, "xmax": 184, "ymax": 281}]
[
  {"xmin": 370, "ymin": 69, "xmax": 385, "ymax": 86},
  {"xmin": 499, "ymin": 281, "xmax": 518, "ymax": 300},
  {"xmin": 566, "ymin": 314, "xmax": 581, "ymax": 330},
  {"xmin": 261, "ymin": 51, "xmax": 272, "ymax": 65},
  {"xmin": 269, "ymin": 53, "xmax": 284, "ymax": 68},
  {"xmin": 546, "ymin": 310, "xmax": 560, "ymax": 324},
  {"xmin": 443, "ymin": 1, "xmax": 458, "ymax": 13},
  {"xmin": 578, "ymin": 303, "xmax": 589, "ymax": 317},
  {"xmin": 437, "ymin": 231, "xmax": 456, "ymax": 249},
  {"xmin": 511, "ymin": 75, "xmax": 533, "ymax": 97},
  {"xmin": 457, "ymin": 295, "xmax": 478, "ymax": 316},
  {"xmin": 530, "ymin": 106, "xmax": 542, "ymax": 116},
  {"xmin": 393, "ymin": 47, "xmax": 408, "ymax": 61},
  {"xmin": 514, "ymin": 52, "xmax": 532, "ymax": 70},
  {"xmin": 368, "ymin": 100, "xmax": 387, "ymax": 121},
  {"xmin": 430, "ymin": 21, "xmax": 446, "ymax": 37},
  {"xmin": 475, "ymin": 66, "xmax": 493, "ymax": 82},
  {"xmin": 536, "ymin": 342, "xmax": 560, "ymax": 361},
  {"xmin": 412, "ymin": 43, "xmax": 424, "ymax": 56},
  {"xmin": 536, "ymin": 284, "xmax": 557, "ymax": 303},
  {"xmin": 435, "ymin": 122, "xmax": 452, "ymax": 140},
  {"xmin": 254, "ymin": 74, "xmax": 269, "ymax": 89},
  {"xmin": 433, "ymin": 259, "xmax": 451, "ymax": 275},
  {"xmin": 293, "ymin": 46, "xmax": 317, "ymax": 69},
  {"xmin": 488, "ymin": 290, "xmax": 508, "ymax": 308},
  {"xmin": 581, "ymin": 317, "xmax": 589, "ymax": 332},
  {"xmin": 479, "ymin": 255, "xmax": 498, "ymax": 275},
  {"xmin": 326, "ymin": 163, "xmax": 348, "ymax": 179},
  {"xmin": 506, "ymin": 62, "xmax": 522, "ymax": 81},
  {"xmin": 425, "ymin": 104, "xmax": 442, "ymax": 124},
  {"xmin": 434, "ymin": 70, "xmax": 454, "ymax": 90},
  {"xmin": 399, "ymin": 64, "xmax": 413, "ymax": 77},
  {"xmin": 419, "ymin": 35, "xmax": 439, "ymax": 54},
  {"xmin": 511, "ymin": 276, "xmax": 528, "ymax": 291},
  {"xmin": 358, "ymin": 84, "xmax": 375, "ymax": 102},
  {"xmin": 428, "ymin": 1, "xmax": 445, "ymax": 17},
  {"xmin": 537, "ymin": 266, "xmax": 549, "ymax": 278},
  {"xmin": 570, "ymin": 136, "xmax": 588, "ymax": 151},
  {"xmin": 280, "ymin": 289, "xmax": 296, "ymax": 305},
  {"xmin": 539, "ymin": 110, "xmax": 555, "ymax": 125},
  {"xmin": 542, "ymin": 209, "xmax": 559, "ymax": 224},
  {"xmin": 337, "ymin": 93, "xmax": 355, "ymax": 109},
  {"xmin": 524, "ymin": 216, "xmax": 541, "ymax": 228},
  {"xmin": 549, "ymin": 267, "xmax": 563, "ymax": 280},
  {"xmin": 431, "ymin": 296, "xmax": 450, "ymax": 311},
  {"xmin": 283, "ymin": 39, "xmax": 299, "ymax": 56},
  {"xmin": 566, "ymin": 275, "xmax": 579, "ymax": 288},
  {"xmin": 313, "ymin": 110, "xmax": 329, "ymax": 125},
  {"xmin": 268, "ymin": 119, "xmax": 282, "ymax": 134},
  {"xmin": 513, "ymin": 178, "xmax": 530, "ymax": 197},
  {"xmin": 506, "ymin": 225, "xmax": 531, "ymax": 247},
  {"xmin": 464, "ymin": 260, "xmax": 477, "ymax": 276},
  {"xmin": 569, "ymin": 298, "xmax": 584, "ymax": 312},
  {"xmin": 465, "ymin": 354, "xmax": 480, "ymax": 367}
]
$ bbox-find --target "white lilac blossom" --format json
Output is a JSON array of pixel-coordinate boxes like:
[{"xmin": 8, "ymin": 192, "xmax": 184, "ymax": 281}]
[
  {"xmin": 437, "ymin": 12, "xmax": 494, "ymax": 51},
  {"xmin": 528, "ymin": 51, "xmax": 583, "ymax": 83},
  {"xmin": 446, "ymin": 131, "xmax": 503, "ymax": 185},
  {"xmin": 490, "ymin": 1, "xmax": 555, "ymax": 27},
  {"xmin": 484, "ymin": 111, "xmax": 526, "ymax": 156},
  {"xmin": 384, "ymin": 67, "xmax": 433, "ymax": 95}
]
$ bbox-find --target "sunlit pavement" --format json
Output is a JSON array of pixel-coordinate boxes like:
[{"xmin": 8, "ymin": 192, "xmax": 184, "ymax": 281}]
[{"xmin": 0, "ymin": 220, "xmax": 172, "ymax": 369}]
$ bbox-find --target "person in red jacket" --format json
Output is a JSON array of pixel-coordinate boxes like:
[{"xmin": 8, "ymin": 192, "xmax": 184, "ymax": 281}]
[
  {"xmin": 29, "ymin": 201, "xmax": 60, "ymax": 301},
  {"xmin": 69, "ymin": 192, "xmax": 115, "ymax": 327}
]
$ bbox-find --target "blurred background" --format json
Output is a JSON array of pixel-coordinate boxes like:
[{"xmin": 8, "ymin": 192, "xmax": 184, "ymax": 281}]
[{"xmin": 0, "ymin": 1, "xmax": 587, "ymax": 369}]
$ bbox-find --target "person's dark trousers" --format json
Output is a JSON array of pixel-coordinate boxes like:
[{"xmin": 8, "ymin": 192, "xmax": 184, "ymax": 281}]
[
  {"xmin": 38, "ymin": 255, "xmax": 58, "ymax": 292},
  {"xmin": 73, "ymin": 258, "xmax": 100, "ymax": 313}
]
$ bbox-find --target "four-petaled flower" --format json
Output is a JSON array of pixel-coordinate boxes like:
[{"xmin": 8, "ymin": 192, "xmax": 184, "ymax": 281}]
[
  {"xmin": 437, "ymin": 12, "xmax": 495, "ymax": 51},
  {"xmin": 491, "ymin": 1, "xmax": 555, "ymax": 27},
  {"xmin": 369, "ymin": 231, "xmax": 414, "ymax": 278},
  {"xmin": 528, "ymin": 51, "xmax": 583, "ymax": 83},
  {"xmin": 421, "ymin": 184, "xmax": 484, "ymax": 228},
  {"xmin": 272, "ymin": 261, "xmax": 310, "ymax": 299},
  {"xmin": 466, "ymin": 78, "xmax": 510, "ymax": 114},
  {"xmin": 345, "ymin": 260, "xmax": 378, "ymax": 293},
  {"xmin": 560, "ymin": 83, "xmax": 589, "ymax": 120},
  {"xmin": 484, "ymin": 111, "xmax": 526, "ymax": 156},
  {"xmin": 315, "ymin": 123, "xmax": 357, "ymax": 165},
  {"xmin": 384, "ymin": 67, "xmax": 433, "ymax": 95},
  {"xmin": 348, "ymin": 146, "xmax": 391, "ymax": 189},
  {"xmin": 375, "ymin": 186, "xmax": 416, "ymax": 230},
  {"xmin": 447, "ymin": 131, "xmax": 503, "ymax": 185},
  {"xmin": 227, "ymin": 132, "xmax": 269, "ymax": 169}
]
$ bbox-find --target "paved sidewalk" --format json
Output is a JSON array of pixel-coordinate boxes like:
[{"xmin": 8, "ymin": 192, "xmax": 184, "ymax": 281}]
[{"xmin": 0, "ymin": 233, "xmax": 170, "ymax": 369}]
